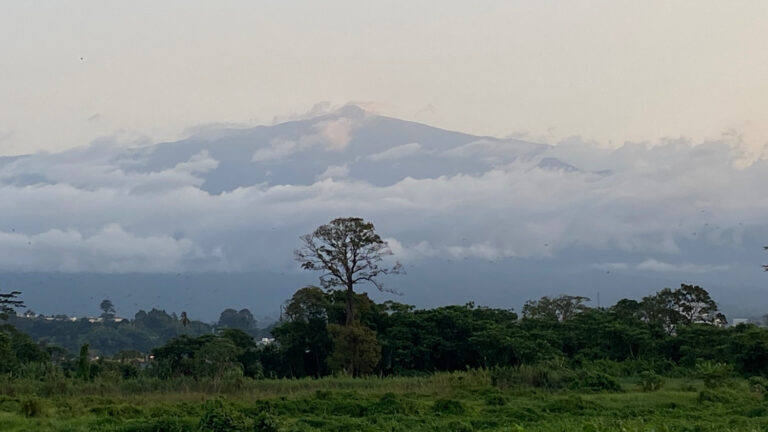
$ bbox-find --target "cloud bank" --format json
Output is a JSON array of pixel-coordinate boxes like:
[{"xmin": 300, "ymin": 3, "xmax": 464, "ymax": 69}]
[{"xmin": 0, "ymin": 108, "xmax": 765, "ymax": 276}]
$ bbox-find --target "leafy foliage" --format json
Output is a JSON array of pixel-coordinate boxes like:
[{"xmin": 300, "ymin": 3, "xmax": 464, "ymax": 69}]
[
  {"xmin": 696, "ymin": 361, "xmax": 733, "ymax": 388},
  {"xmin": 326, "ymin": 323, "xmax": 381, "ymax": 376},
  {"xmin": 0, "ymin": 290, "xmax": 24, "ymax": 320},
  {"xmin": 638, "ymin": 371, "xmax": 664, "ymax": 391},
  {"xmin": 295, "ymin": 217, "xmax": 402, "ymax": 324},
  {"xmin": 522, "ymin": 295, "xmax": 590, "ymax": 322}
]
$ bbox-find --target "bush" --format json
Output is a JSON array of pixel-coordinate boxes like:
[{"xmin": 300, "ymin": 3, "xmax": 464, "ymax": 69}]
[
  {"xmin": 569, "ymin": 370, "xmax": 621, "ymax": 392},
  {"xmin": 120, "ymin": 363, "xmax": 140, "ymax": 380},
  {"xmin": 368, "ymin": 392, "xmax": 410, "ymax": 415},
  {"xmin": 432, "ymin": 398, "xmax": 465, "ymax": 415},
  {"xmin": 698, "ymin": 388, "xmax": 729, "ymax": 403},
  {"xmin": 444, "ymin": 419, "xmax": 473, "ymax": 432},
  {"xmin": 696, "ymin": 361, "xmax": 733, "ymax": 388},
  {"xmin": 749, "ymin": 376, "xmax": 768, "ymax": 393},
  {"xmin": 484, "ymin": 393, "xmax": 506, "ymax": 406},
  {"xmin": 491, "ymin": 364, "xmax": 573, "ymax": 389},
  {"xmin": 198, "ymin": 398, "xmax": 277, "ymax": 432},
  {"xmin": 545, "ymin": 395, "xmax": 599, "ymax": 414},
  {"xmin": 638, "ymin": 371, "xmax": 664, "ymax": 392},
  {"xmin": 19, "ymin": 397, "xmax": 45, "ymax": 418},
  {"xmin": 117, "ymin": 417, "xmax": 195, "ymax": 432},
  {"xmin": 253, "ymin": 412, "xmax": 279, "ymax": 432}
]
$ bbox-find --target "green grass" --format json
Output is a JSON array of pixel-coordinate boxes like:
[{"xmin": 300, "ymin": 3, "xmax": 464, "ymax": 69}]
[{"xmin": 0, "ymin": 372, "xmax": 767, "ymax": 431}]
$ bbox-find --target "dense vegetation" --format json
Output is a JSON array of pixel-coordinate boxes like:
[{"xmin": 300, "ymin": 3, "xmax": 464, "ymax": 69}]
[
  {"xmin": 0, "ymin": 219, "xmax": 765, "ymax": 430},
  {"xmin": 2, "ymin": 370, "xmax": 768, "ymax": 431},
  {"xmin": 1, "ymin": 283, "xmax": 768, "ymax": 430},
  {"xmin": 4, "ymin": 306, "xmax": 271, "ymax": 357}
]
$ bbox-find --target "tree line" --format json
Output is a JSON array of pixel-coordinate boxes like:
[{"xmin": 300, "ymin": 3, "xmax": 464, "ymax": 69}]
[
  {"xmin": 0, "ymin": 217, "xmax": 766, "ymax": 382},
  {"xmin": 2, "ymin": 301, "xmax": 269, "ymax": 358}
]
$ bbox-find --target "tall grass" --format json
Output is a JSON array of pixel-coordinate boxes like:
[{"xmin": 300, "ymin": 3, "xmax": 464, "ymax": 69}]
[{"xmin": 0, "ymin": 369, "xmax": 765, "ymax": 431}]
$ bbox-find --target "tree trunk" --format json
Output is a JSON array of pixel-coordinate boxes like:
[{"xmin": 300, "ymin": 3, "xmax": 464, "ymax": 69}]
[{"xmin": 345, "ymin": 284, "xmax": 354, "ymax": 326}]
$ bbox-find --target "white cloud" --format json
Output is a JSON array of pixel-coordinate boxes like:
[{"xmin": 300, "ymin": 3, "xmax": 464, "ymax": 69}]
[
  {"xmin": 316, "ymin": 164, "xmax": 349, "ymax": 181},
  {"xmin": 314, "ymin": 117, "xmax": 354, "ymax": 151},
  {"xmin": 0, "ymin": 224, "xmax": 226, "ymax": 273},
  {"xmin": 442, "ymin": 139, "xmax": 549, "ymax": 160},
  {"xmin": 591, "ymin": 262, "xmax": 630, "ymax": 271},
  {"xmin": 368, "ymin": 143, "xmax": 428, "ymax": 161},
  {"xmin": 251, "ymin": 109, "xmax": 362, "ymax": 162},
  {"xmin": 591, "ymin": 260, "xmax": 729, "ymax": 274},
  {"xmin": 0, "ymin": 121, "xmax": 767, "ymax": 274},
  {"xmin": 252, "ymin": 140, "xmax": 299, "ymax": 162},
  {"xmin": 636, "ymin": 259, "xmax": 730, "ymax": 273}
]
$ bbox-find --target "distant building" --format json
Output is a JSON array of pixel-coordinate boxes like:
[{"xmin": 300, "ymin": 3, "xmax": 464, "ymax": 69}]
[
  {"xmin": 86, "ymin": 316, "xmax": 125, "ymax": 323},
  {"xmin": 18, "ymin": 313, "xmax": 123, "ymax": 323}
]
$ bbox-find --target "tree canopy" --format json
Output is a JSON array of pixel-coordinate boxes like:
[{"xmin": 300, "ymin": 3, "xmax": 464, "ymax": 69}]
[
  {"xmin": 295, "ymin": 217, "xmax": 402, "ymax": 325},
  {"xmin": 0, "ymin": 291, "xmax": 24, "ymax": 320},
  {"xmin": 100, "ymin": 299, "xmax": 116, "ymax": 319}
]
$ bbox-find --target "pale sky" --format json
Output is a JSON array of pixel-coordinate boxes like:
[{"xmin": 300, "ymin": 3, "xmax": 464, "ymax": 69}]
[{"xmin": 1, "ymin": 1, "xmax": 767, "ymax": 155}]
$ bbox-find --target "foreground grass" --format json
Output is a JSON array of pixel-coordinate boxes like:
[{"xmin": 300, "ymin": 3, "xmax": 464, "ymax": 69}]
[{"xmin": 1, "ymin": 371, "xmax": 767, "ymax": 431}]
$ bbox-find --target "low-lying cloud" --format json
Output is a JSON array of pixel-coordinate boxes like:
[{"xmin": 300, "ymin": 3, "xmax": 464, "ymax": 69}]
[{"xmin": 0, "ymin": 109, "xmax": 766, "ymax": 275}]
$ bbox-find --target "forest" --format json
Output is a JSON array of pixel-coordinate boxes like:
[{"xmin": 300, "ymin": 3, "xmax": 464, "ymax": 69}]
[{"xmin": 2, "ymin": 283, "xmax": 768, "ymax": 431}]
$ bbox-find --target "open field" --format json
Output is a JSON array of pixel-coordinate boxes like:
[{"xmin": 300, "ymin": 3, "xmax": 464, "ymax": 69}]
[{"xmin": 1, "ymin": 371, "xmax": 766, "ymax": 432}]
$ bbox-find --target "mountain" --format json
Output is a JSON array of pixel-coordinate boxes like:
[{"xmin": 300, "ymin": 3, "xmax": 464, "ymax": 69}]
[
  {"xmin": 0, "ymin": 105, "xmax": 766, "ymax": 321},
  {"xmin": 119, "ymin": 105, "xmax": 555, "ymax": 192}
]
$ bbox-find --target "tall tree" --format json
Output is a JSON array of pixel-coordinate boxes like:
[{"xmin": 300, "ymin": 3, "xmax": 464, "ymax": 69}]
[
  {"xmin": 0, "ymin": 291, "xmax": 24, "ymax": 320},
  {"xmin": 640, "ymin": 284, "xmax": 725, "ymax": 332},
  {"xmin": 180, "ymin": 311, "xmax": 190, "ymax": 328},
  {"xmin": 326, "ymin": 323, "xmax": 381, "ymax": 376},
  {"xmin": 77, "ymin": 343, "xmax": 91, "ymax": 380},
  {"xmin": 295, "ymin": 217, "xmax": 402, "ymax": 325},
  {"xmin": 672, "ymin": 284, "xmax": 725, "ymax": 326},
  {"xmin": 639, "ymin": 288, "xmax": 680, "ymax": 333},
  {"xmin": 217, "ymin": 308, "xmax": 257, "ymax": 331},
  {"xmin": 522, "ymin": 295, "xmax": 591, "ymax": 322},
  {"xmin": 100, "ymin": 299, "xmax": 116, "ymax": 319},
  {"xmin": 272, "ymin": 286, "xmax": 333, "ymax": 377}
]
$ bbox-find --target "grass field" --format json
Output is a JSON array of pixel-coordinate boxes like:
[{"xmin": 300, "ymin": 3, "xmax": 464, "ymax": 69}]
[{"xmin": 0, "ymin": 370, "xmax": 766, "ymax": 431}]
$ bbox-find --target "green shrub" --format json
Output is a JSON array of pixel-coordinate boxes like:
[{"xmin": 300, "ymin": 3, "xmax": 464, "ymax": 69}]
[
  {"xmin": 696, "ymin": 361, "xmax": 733, "ymax": 388},
  {"xmin": 749, "ymin": 376, "xmax": 768, "ymax": 393},
  {"xmin": 19, "ymin": 397, "xmax": 45, "ymax": 418},
  {"xmin": 698, "ymin": 388, "xmax": 729, "ymax": 403},
  {"xmin": 484, "ymin": 393, "xmax": 506, "ymax": 406},
  {"xmin": 88, "ymin": 403, "xmax": 143, "ymax": 417},
  {"xmin": 253, "ymin": 411, "xmax": 279, "ymax": 432},
  {"xmin": 569, "ymin": 370, "xmax": 621, "ymax": 392},
  {"xmin": 491, "ymin": 364, "xmax": 573, "ymax": 389},
  {"xmin": 117, "ymin": 417, "xmax": 195, "ymax": 432},
  {"xmin": 38, "ymin": 377, "xmax": 71, "ymax": 398},
  {"xmin": 119, "ymin": 363, "xmax": 140, "ymax": 380},
  {"xmin": 744, "ymin": 405, "xmax": 768, "ymax": 418},
  {"xmin": 432, "ymin": 398, "xmax": 465, "ymax": 415},
  {"xmin": 638, "ymin": 371, "xmax": 664, "ymax": 392},
  {"xmin": 508, "ymin": 406, "xmax": 543, "ymax": 422},
  {"xmin": 199, "ymin": 399, "xmax": 261, "ymax": 432},
  {"xmin": 444, "ymin": 419, "xmax": 473, "ymax": 432},
  {"xmin": 368, "ymin": 392, "xmax": 409, "ymax": 415},
  {"xmin": 545, "ymin": 395, "xmax": 600, "ymax": 414}
]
